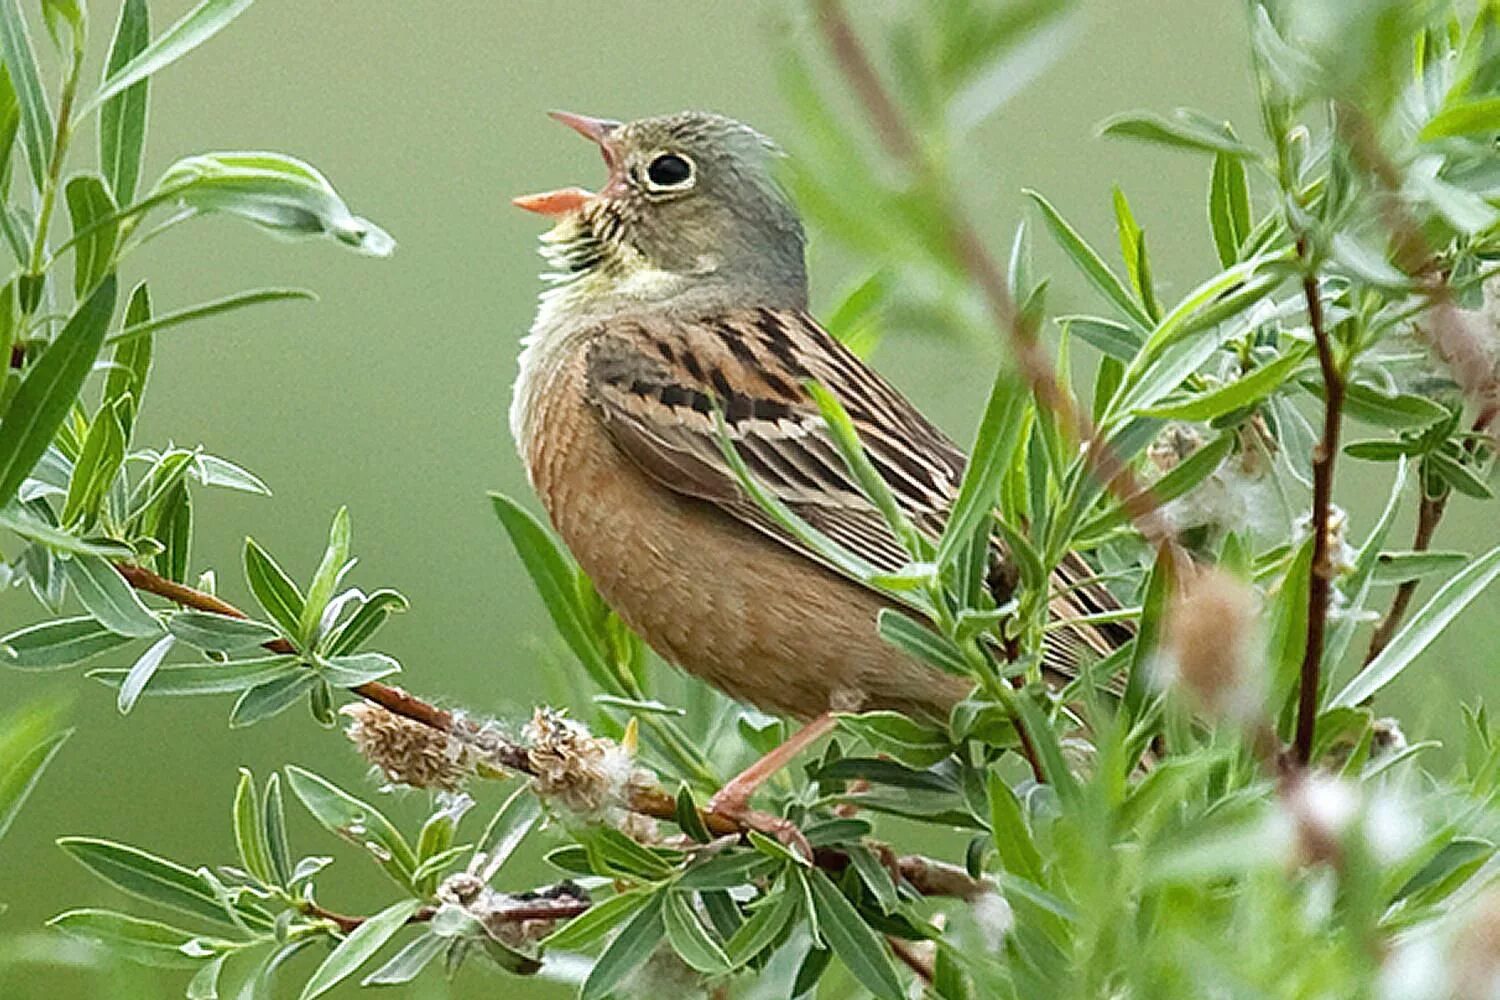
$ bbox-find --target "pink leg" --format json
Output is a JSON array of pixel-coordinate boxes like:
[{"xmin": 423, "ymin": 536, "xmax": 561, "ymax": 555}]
[{"xmin": 708, "ymin": 713, "xmax": 838, "ymax": 855}]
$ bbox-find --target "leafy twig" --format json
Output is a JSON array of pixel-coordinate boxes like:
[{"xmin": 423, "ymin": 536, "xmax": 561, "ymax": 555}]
[
  {"xmin": 114, "ymin": 562, "xmax": 989, "ymax": 901},
  {"xmin": 1292, "ymin": 248, "xmax": 1343, "ymax": 767}
]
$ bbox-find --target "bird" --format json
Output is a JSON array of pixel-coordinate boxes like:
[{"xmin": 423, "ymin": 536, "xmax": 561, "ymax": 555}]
[{"xmin": 511, "ymin": 110, "xmax": 1130, "ymax": 826}]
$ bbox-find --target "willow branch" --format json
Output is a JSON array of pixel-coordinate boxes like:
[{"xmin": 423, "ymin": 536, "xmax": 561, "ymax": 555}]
[
  {"xmin": 813, "ymin": 0, "xmax": 1175, "ymax": 554},
  {"xmin": 1364, "ymin": 488, "xmax": 1447, "ymax": 664},
  {"xmin": 1292, "ymin": 251, "xmax": 1343, "ymax": 768},
  {"xmin": 114, "ymin": 561, "xmax": 989, "ymax": 902},
  {"xmin": 888, "ymin": 936, "xmax": 936, "ymax": 985}
]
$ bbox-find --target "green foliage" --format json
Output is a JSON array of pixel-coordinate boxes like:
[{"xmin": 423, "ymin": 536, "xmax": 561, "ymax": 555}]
[{"xmin": 4, "ymin": 1, "xmax": 1500, "ymax": 999}]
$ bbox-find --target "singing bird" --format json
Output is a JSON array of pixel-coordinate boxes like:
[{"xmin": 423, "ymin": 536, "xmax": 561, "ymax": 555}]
[{"xmin": 512, "ymin": 111, "xmax": 1128, "ymax": 821}]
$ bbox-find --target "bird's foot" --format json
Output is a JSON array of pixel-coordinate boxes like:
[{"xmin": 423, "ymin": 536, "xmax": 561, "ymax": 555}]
[{"xmin": 707, "ymin": 788, "xmax": 812, "ymax": 862}]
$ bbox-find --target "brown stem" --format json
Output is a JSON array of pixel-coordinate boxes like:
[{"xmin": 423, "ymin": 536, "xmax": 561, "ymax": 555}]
[
  {"xmin": 114, "ymin": 562, "xmax": 988, "ymax": 901},
  {"xmin": 888, "ymin": 935, "xmax": 936, "ymax": 984},
  {"xmin": 812, "ymin": 0, "xmax": 1176, "ymax": 555},
  {"xmin": 1292, "ymin": 253, "xmax": 1343, "ymax": 768},
  {"xmin": 1364, "ymin": 489, "xmax": 1448, "ymax": 664},
  {"xmin": 300, "ymin": 900, "xmax": 435, "ymax": 935}
]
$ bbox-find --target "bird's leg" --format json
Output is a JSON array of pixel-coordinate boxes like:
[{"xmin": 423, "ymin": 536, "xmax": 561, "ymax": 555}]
[{"xmin": 707, "ymin": 713, "xmax": 838, "ymax": 856}]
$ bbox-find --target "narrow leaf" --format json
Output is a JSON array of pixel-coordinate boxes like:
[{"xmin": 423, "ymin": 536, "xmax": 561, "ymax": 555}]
[
  {"xmin": 85, "ymin": 0, "xmax": 256, "ymax": 117},
  {"xmin": 298, "ymin": 898, "xmax": 421, "ymax": 1000},
  {"xmin": 0, "ymin": 277, "xmax": 117, "ymax": 505},
  {"xmin": 99, "ymin": 0, "xmax": 151, "ymax": 203}
]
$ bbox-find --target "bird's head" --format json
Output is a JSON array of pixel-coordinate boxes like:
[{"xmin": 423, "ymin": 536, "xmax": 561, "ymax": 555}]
[{"xmin": 515, "ymin": 110, "xmax": 807, "ymax": 310}]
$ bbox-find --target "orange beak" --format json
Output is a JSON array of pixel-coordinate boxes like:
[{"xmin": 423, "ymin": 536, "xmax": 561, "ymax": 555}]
[{"xmin": 512, "ymin": 111, "xmax": 622, "ymax": 217}]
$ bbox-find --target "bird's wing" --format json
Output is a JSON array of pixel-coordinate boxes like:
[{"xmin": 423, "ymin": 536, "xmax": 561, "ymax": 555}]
[{"xmin": 583, "ymin": 306, "xmax": 1130, "ymax": 678}]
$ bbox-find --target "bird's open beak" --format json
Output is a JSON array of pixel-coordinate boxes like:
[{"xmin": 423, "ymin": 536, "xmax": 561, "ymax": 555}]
[{"xmin": 512, "ymin": 111, "xmax": 622, "ymax": 217}]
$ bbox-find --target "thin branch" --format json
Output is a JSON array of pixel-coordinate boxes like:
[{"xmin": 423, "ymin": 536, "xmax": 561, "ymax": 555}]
[
  {"xmin": 1364, "ymin": 487, "xmax": 1448, "ymax": 664},
  {"xmin": 1292, "ymin": 249, "xmax": 1343, "ymax": 768},
  {"xmin": 812, "ymin": 0, "xmax": 1176, "ymax": 554},
  {"xmin": 299, "ymin": 900, "xmax": 436, "ymax": 935},
  {"xmin": 888, "ymin": 935, "xmax": 936, "ymax": 985},
  {"xmin": 114, "ymin": 561, "xmax": 989, "ymax": 902}
]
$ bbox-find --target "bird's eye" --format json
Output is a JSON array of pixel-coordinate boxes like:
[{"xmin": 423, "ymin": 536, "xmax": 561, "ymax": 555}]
[{"xmin": 645, "ymin": 152, "xmax": 694, "ymax": 190}]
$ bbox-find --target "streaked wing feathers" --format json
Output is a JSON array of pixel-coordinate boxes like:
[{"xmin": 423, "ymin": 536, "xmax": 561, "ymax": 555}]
[{"xmin": 583, "ymin": 306, "xmax": 1132, "ymax": 682}]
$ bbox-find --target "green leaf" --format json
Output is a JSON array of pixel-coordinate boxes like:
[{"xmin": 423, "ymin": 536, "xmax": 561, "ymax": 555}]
[
  {"xmin": 57, "ymin": 836, "xmax": 270, "ymax": 930},
  {"xmin": 116, "ymin": 633, "xmax": 175, "ymax": 713},
  {"xmin": 835, "ymin": 711, "xmax": 953, "ymax": 768},
  {"xmin": 1209, "ymin": 151, "xmax": 1251, "ymax": 268},
  {"xmin": 168, "ymin": 610, "xmax": 280, "ymax": 653},
  {"xmin": 108, "ymin": 287, "xmax": 317, "ymax": 345},
  {"xmin": 88, "ymin": 655, "xmax": 299, "ymax": 695},
  {"xmin": 1138, "ymin": 347, "xmax": 1310, "ymax": 421},
  {"xmin": 284, "ymin": 765, "xmax": 417, "ymax": 887},
  {"xmin": 1, "ymin": 615, "xmax": 134, "ymax": 669},
  {"xmin": 0, "ymin": 0, "xmax": 53, "ymax": 189},
  {"xmin": 803, "ymin": 868, "xmax": 905, "ymax": 1000},
  {"xmin": 298, "ymin": 898, "xmax": 421, "ymax": 1000},
  {"xmin": 539, "ymin": 888, "xmax": 652, "ymax": 953},
  {"xmin": 193, "ymin": 454, "xmax": 269, "ymax": 495},
  {"xmin": 664, "ymin": 891, "xmax": 731, "ymax": 974},
  {"xmin": 1098, "ymin": 109, "xmax": 1258, "ymax": 158},
  {"xmin": 489, "ymin": 493, "xmax": 614, "ymax": 687},
  {"xmin": 99, "ymin": 0, "xmax": 151, "ymax": 204},
  {"xmin": 84, "ymin": 0, "xmax": 255, "ymax": 117},
  {"xmin": 807, "ymin": 381, "xmax": 924, "ymax": 557},
  {"xmin": 1060, "ymin": 315, "xmax": 1140, "ymax": 362},
  {"xmin": 726, "ymin": 881, "xmax": 799, "ymax": 964},
  {"xmin": 1420, "ymin": 95, "xmax": 1500, "ymax": 139},
  {"xmin": 66, "ymin": 175, "xmax": 121, "ymax": 298},
  {"xmin": 316, "ymin": 652, "xmax": 399, "ymax": 687},
  {"xmin": 63, "ymin": 553, "xmax": 161, "ymax": 637},
  {"xmin": 471, "ymin": 784, "xmax": 541, "ymax": 881},
  {"xmin": 1024, "ymin": 189, "xmax": 1151, "ymax": 330},
  {"xmin": 242, "ymin": 537, "xmax": 304, "ymax": 637},
  {"xmin": 360, "ymin": 929, "xmax": 445, "ymax": 986},
  {"xmin": 1333, "ymin": 544, "xmax": 1500, "ymax": 707},
  {"xmin": 1079, "ymin": 432, "xmax": 1235, "ymax": 540},
  {"xmin": 0, "ymin": 728, "xmax": 68, "ymax": 842},
  {"xmin": 326, "ymin": 588, "xmax": 407, "ymax": 656},
  {"xmin": 936, "ymin": 370, "xmax": 1027, "ymax": 571},
  {"xmin": 187, "ymin": 955, "xmax": 225, "ymax": 1000},
  {"xmin": 580, "ymin": 892, "xmax": 667, "ymax": 1000},
  {"xmin": 147, "ymin": 151, "xmax": 395, "ymax": 256},
  {"xmin": 876, "ymin": 608, "xmax": 969, "ymax": 677},
  {"xmin": 1334, "ymin": 382, "xmax": 1449, "ymax": 429},
  {"xmin": 228, "ymin": 670, "xmax": 317, "ymax": 727},
  {"xmin": 233, "ymin": 769, "xmax": 273, "ymax": 884},
  {"xmin": 1268, "ymin": 538, "xmax": 1314, "ymax": 707},
  {"xmin": 986, "ymin": 770, "xmax": 1043, "ymax": 881},
  {"xmin": 1371, "ymin": 550, "xmax": 1468, "ymax": 585},
  {"xmin": 262, "ymin": 773, "xmax": 291, "ymax": 887},
  {"xmin": 62, "ymin": 399, "xmax": 128, "ymax": 524},
  {"xmin": 300, "ymin": 506, "xmax": 350, "ymax": 642},
  {"xmin": 0, "ymin": 277, "xmax": 117, "ymax": 505},
  {"xmin": 48, "ymin": 909, "xmax": 230, "ymax": 969}
]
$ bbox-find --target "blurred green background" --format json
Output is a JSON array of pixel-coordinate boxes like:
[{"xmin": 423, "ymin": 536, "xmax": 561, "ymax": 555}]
[{"xmin": 0, "ymin": 1, "xmax": 1494, "ymax": 996}]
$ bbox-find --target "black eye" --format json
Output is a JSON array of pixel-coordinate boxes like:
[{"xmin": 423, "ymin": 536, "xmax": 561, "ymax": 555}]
[{"xmin": 646, "ymin": 153, "xmax": 693, "ymax": 188}]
